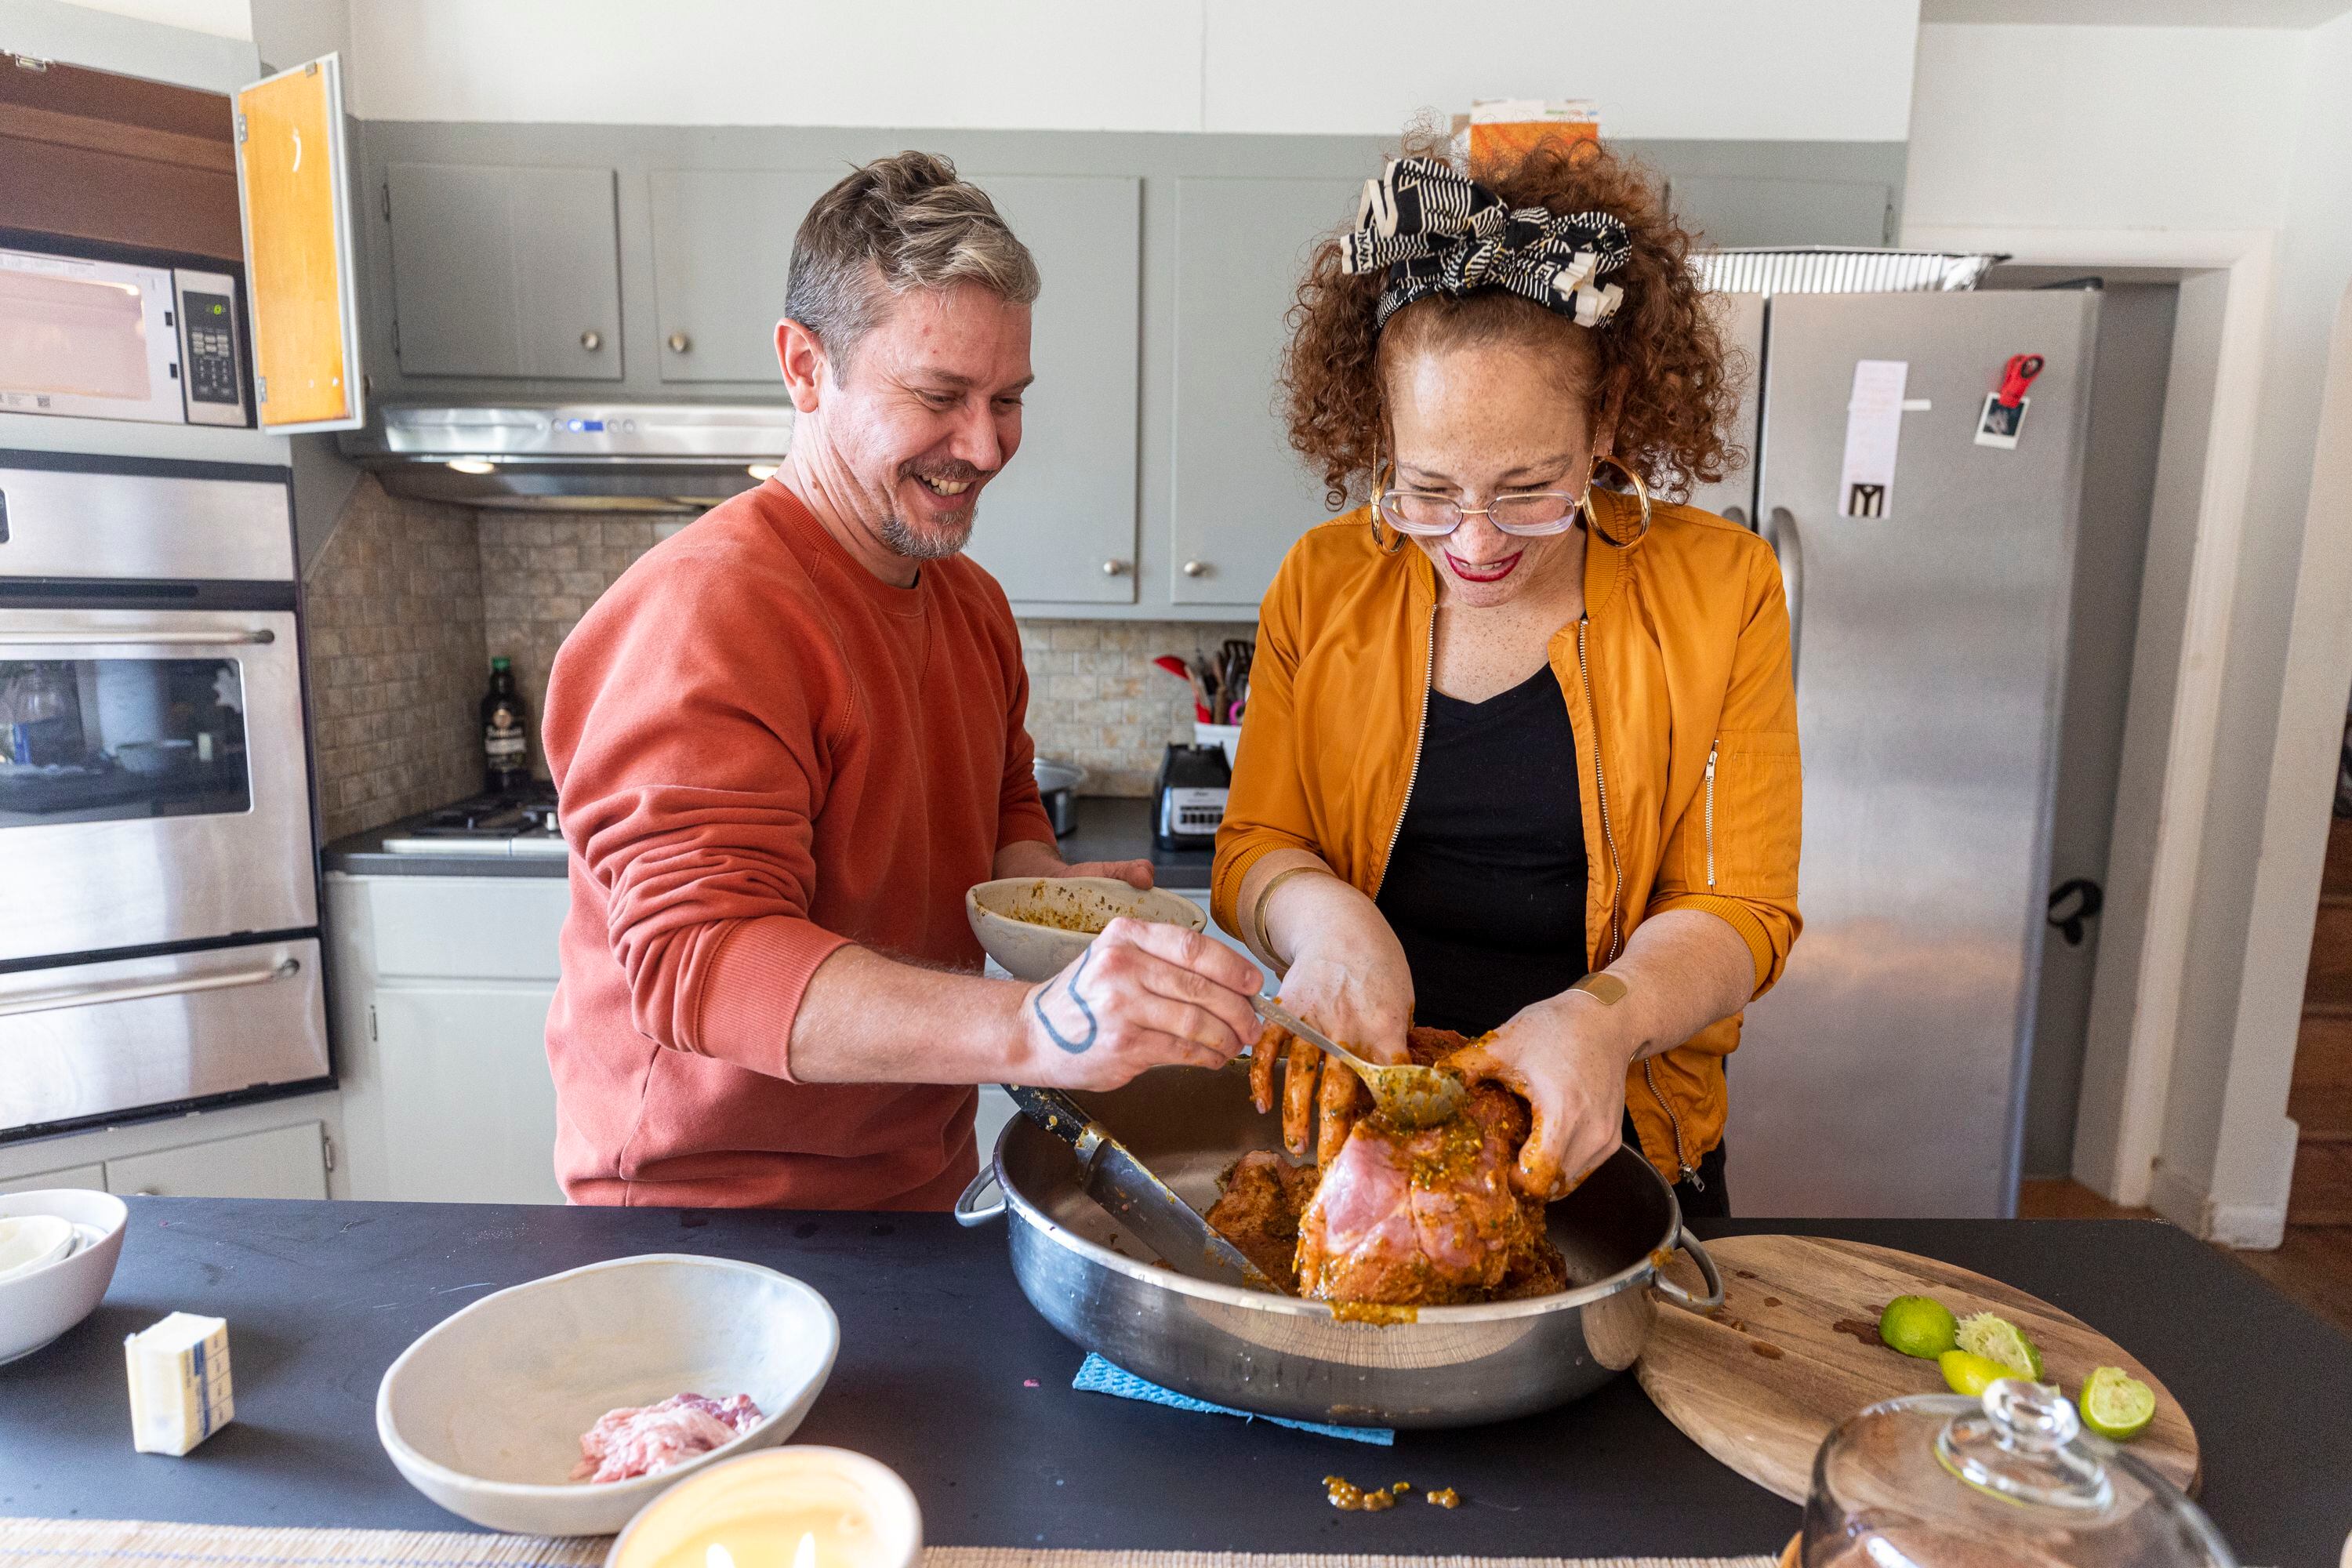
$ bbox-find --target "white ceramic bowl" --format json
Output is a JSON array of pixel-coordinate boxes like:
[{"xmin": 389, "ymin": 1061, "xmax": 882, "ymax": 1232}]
[
  {"xmin": 376, "ymin": 1254, "xmax": 840, "ymax": 1537},
  {"xmin": 604, "ymin": 1446, "xmax": 922, "ymax": 1568},
  {"xmin": 0, "ymin": 1189, "xmax": 129, "ymax": 1367},
  {"xmin": 966, "ymin": 876, "xmax": 1210, "ymax": 982}
]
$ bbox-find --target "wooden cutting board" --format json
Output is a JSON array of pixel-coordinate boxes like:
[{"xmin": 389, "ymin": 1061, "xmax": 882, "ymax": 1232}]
[{"xmin": 1635, "ymin": 1234, "xmax": 2200, "ymax": 1504}]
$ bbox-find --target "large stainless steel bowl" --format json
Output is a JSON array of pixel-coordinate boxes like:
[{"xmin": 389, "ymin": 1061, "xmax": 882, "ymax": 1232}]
[{"xmin": 956, "ymin": 1061, "xmax": 1721, "ymax": 1428}]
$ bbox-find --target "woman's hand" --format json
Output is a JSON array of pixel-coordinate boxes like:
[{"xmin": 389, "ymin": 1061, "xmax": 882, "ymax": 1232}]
[
  {"xmin": 1017, "ymin": 918, "xmax": 1264, "ymax": 1091},
  {"xmin": 1253, "ymin": 906, "xmax": 1414, "ymax": 1162},
  {"xmin": 1448, "ymin": 992, "xmax": 1639, "ymax": 1200}
]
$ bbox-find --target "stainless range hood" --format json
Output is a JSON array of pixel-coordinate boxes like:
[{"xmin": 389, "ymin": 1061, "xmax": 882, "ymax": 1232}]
[{"xmin": 337, "ymin": 404, "xmax": 795, "ymax": 511}]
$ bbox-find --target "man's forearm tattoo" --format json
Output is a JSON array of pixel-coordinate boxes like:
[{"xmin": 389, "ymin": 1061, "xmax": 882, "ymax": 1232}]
[{"xmin": 1034, "ymin": 944, "xmax": 1102, "ymax": 1054}]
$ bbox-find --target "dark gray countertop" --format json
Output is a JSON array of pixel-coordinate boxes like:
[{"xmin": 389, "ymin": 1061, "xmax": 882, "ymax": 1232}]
[
  {"xmin": 2, "ymin": 1201, "xmax": 2343, "ymax": 1563},
  {"xmin": 327, "ymin": 795, "xmax": 1212, "ymax": 889}
]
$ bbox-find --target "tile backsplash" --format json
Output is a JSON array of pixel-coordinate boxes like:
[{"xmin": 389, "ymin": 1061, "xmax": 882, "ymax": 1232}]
[
  {"xmin": 303, "ymin": 488, "xmax": 1248, "ymax": 832},
  {"xmin": 302, "ymin": 477, "xmax": 488, "ymax": 842}
]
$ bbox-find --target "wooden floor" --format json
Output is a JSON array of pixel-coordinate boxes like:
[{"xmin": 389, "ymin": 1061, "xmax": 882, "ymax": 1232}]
[{"xmin": 2020, "ymin": 1179, "xmax": 2352, "ymax": 1339}]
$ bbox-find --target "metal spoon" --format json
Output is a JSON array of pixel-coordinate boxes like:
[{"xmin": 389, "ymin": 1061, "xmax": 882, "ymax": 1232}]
[{"xmin": 1252, "ymin": 995, "xmax": 1469, "ymax": 1131}]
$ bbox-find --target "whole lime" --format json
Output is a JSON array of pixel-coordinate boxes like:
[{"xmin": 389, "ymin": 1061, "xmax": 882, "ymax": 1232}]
[{"xmin": 1878, "ymin": 1294, "xmax": 1959, "ymax": 1359}]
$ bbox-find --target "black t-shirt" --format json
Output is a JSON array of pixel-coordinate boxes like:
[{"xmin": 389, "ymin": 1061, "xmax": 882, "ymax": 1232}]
[{"xmin": 1374, "ymin": 662, "xmax": 1587, "ymax": 1036}]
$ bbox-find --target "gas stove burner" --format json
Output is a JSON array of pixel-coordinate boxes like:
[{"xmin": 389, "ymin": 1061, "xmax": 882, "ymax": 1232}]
[{"xmin": 379, "ymin": 787, "xmax": 567, "ymax": 858}]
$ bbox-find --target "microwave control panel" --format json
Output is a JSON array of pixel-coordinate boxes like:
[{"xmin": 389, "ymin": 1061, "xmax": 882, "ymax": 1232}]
[{"xmin": 172, "ymin": 269, "xmax": 249, "ymax": 428}]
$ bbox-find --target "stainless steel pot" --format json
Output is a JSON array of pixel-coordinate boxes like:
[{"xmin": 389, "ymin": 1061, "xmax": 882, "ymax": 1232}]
[
  {"xmin": 956, "ymin": 1061, "xmax": 1722, "ymax": 1428},
  {"xmin": 1033, "ymin": 758, "xmax": 1085, "ymax": 837}
]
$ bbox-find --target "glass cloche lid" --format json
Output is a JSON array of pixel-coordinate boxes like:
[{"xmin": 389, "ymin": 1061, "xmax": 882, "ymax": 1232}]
[{"xmin": 1800, "ymin": 1378, "xmax": 2235, "ymax": 1568}]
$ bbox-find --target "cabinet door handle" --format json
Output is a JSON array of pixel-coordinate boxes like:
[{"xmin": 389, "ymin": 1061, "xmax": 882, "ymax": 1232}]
[
  {"xmin": 1181, "ymin": 560, "xmax": 1209, "ymax": 578},
  {"xmin": 1102, "ymin": 559, "xmax": 1127, "ymax": 576},
  {"xmin": 580, "ymin": 329, "xmax": 603, "ymax": 351},
  {"xmin": 667, "ymin": 331, "xmax": 691, "ymax": 354},
  {"xmin": 0, "ymin": 957, "xmax": 299, "ymax": 1021}
]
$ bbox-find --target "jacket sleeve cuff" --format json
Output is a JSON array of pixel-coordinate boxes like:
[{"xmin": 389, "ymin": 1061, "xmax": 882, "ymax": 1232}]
[
  {"xmin": 1210, "ymin": 836, "xmax": 1290, "ymax": 938},
  {"xmin": 1650, "ymin": 892, "xmax": 1777, "ymax": 996},
  {"xmin": 695, "ymin": 915, "xmax": 856, "ymax": 1082}
]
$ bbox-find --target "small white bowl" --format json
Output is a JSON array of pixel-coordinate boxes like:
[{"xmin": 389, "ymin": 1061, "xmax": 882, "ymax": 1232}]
[
  {"xmin": 604, "ymin": 1446, "xmax": 922, "ymax": 1568},
  {"xmin": 0, "ymin": 1190, "xmax": 129, "ymax": 1367},
  {"xmin": 966, "ymin": 876, "xmax": 1209, "ymax": 982},
  {"xmin": 376, "ymin": 1254, "xmax": 839, "ymax": 1537}
]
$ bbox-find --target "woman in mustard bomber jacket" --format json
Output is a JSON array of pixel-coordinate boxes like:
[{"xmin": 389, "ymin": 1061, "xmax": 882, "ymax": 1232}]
[{"xmin": 1210, "ymin": 140, "xmax": 1801, "ymax": 1218}]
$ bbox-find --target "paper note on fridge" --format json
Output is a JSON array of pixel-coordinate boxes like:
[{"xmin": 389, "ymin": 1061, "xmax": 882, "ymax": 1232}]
[{"xmin": 1838, "ymin": 359, "xmax": 1909, "ymax": 519}]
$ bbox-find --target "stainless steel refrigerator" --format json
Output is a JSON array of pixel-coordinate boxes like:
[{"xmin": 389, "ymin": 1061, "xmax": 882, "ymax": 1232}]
[{"xmin": 1693, "ymin": 285, "xmax": 2101, "ymax": 1218}]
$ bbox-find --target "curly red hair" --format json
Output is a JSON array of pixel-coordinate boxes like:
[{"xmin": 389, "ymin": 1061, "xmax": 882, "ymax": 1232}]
[{"xmin": 1281, "ymin": 132, "xmax": 1744, "ymax": 510}]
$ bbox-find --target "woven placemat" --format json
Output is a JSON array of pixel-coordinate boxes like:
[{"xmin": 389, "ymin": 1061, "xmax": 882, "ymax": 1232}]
[{"xmin": 0, "ymin": 1518, "xmax": 1777, "ymax": 1568}]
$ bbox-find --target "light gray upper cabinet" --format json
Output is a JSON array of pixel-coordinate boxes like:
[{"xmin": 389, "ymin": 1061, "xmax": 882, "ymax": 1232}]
[
  {"xmin": 386, "ymin": 162, "xmax": 624, "ymax": 379},
  {"xmin": 649, "ymin": 169, "xmax": 838, "ymax": 383},
  {"xmin": 1169, "ymin": 176, "xmax": 1361, "ymax": 607},
  {"xmin": 1668, "ymin": 175, "xmax": 1891, "ymax": 249},
  {"xmin": 959, "ymin": 174, "xmax": 1142, "ymax": 605}
]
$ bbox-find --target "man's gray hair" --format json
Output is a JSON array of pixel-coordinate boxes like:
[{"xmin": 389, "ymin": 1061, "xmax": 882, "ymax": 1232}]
[{"xmin": 783, "ymin": 151, "xmax": 1040, "ymax": 367}]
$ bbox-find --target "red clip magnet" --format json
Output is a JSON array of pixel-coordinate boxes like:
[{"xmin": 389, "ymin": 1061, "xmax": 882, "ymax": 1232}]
[{"xmin": 1996, "ymin": 353, "xmax": 2045, "ymax": 409}]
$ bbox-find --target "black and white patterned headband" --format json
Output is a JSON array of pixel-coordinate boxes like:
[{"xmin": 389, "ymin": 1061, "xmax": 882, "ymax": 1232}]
[{"xmin": 1340, "ymin": 157, "xmax": 1632, "ymax": 333}]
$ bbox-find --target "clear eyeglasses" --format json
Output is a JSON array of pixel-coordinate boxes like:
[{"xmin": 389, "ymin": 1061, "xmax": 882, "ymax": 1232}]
[{"xmin": 1372, "ymin": 485, "xmax": 1585, "ymax": 539}]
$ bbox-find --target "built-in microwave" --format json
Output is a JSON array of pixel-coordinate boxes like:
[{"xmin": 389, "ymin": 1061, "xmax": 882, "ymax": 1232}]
[{"xmin": 0, "ymin": 247, "xmax": 250, "ymax": 428}]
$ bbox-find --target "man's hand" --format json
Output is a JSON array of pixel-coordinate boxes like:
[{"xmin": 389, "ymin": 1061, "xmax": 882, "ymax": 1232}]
[
  {"xmin": 1448, "ymin": 992, "xmax": 1639, "ymax": 1200},
  {"xmin": 1062, "ymin": 858, "xmax": 1152, "ymax": 890},
  {"xmin": 992, "ymin": 838, "xmax": 1152, "ymax": 891},
  {"xmin": 1016, "ymin": 917, "xmax": 1264, "ymax": 1091}
]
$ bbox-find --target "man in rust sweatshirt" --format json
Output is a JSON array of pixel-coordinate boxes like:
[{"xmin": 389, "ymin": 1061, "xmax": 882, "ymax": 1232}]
[{"xmin": 543, "ymin": 154, "xmax": 1264, "ymax": 1209}]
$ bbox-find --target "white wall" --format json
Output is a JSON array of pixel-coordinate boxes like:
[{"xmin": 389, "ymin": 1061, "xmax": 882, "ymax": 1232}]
[
  {"xmin": 340, "ymin": 0, "xmax": 1919, "ymax": 140},
  {"xmin": 2169, "ymin": 9, "xmax": 2352, "ymax": 1229},
  {"xmin": 1905, "ymin": 24, "xmax": 2302, "ymax": 230},
  {"xmin": 2, "ymin": 0, "xmax": 257, "ymax": 89}
]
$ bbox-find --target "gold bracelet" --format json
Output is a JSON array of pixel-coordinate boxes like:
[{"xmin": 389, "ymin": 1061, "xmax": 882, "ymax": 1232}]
[{"xmin": 1249, "ymin": 865, "xmax": 1328, "ymax": 970}]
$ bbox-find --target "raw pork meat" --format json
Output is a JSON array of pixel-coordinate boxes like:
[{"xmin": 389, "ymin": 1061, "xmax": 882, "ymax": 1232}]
[
  {"xmin": 1217, "ymin": 1026, "xmax": 1567, "ymax": 1307},
  {"xmin": 570, "ymin": 1392, "xmax": 763, "ymax": 1483}
]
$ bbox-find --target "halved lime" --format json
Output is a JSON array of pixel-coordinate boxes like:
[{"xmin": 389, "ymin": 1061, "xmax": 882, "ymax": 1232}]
[
  {"xmin": 1878, "ymin": 1294, "xmax": 1959, "ymax": 1359},
  {"xmin": 1955, "ymin": 1311, "xmax": 2044, "ymax": 1380},
  {"xmin": 1937, "ymin": 1348, "xmax": 2013, "ymax": 1397},
  {"xmin": 2080, "ymin": 1365, "xmax": 2155, "ymax": 1441}
]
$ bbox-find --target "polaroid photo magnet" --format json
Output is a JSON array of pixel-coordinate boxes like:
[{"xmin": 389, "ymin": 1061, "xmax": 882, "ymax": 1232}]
[{"xmin": 1976, "ymin": 394, "xmax": 2028, "ymax": 449}]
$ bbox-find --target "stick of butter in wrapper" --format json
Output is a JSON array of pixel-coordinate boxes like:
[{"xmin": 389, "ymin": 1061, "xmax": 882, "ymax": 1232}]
[{"xmin": 125, "ymin": 1312, "xmax": 234, "ymax": 1455}]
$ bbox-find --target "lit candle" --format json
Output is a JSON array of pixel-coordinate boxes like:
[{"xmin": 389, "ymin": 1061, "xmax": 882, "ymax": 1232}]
[{"xmin": 605, "ymin": 1447, "xmax": 920, "ymax": 1568}]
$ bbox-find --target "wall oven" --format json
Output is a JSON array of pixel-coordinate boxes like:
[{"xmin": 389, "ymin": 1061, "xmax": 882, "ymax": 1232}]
[{"xmin": 0, "ymin": 454, "xmax": 327, "ymax": 1140}]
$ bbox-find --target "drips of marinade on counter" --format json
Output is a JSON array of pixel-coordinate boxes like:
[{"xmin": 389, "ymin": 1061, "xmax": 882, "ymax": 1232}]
[
  {"xmin": 1323, "ymin": 1476, "xmax": 1463, "ymax": 1511},
  {"xmin": 1207, "ymin": 1026, "xmax": 1566, "ymax": 1309}
]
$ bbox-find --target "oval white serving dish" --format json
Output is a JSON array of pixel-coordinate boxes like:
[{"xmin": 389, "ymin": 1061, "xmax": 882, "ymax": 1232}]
[
  {"xmin": 0, "ymin": 1189, "xmax": 129, "ymax": 1367},
  {"xmin": 376, "ymin": 1253, "xmax": 840, "ymax": 1537},
  {"xmin": 966, "ymin": 876, "xmax": 1209, "ymax": 982}
]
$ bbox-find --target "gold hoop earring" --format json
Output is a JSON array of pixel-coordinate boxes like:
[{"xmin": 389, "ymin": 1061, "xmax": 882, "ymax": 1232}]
[
  {"xmin": 1581, "ymin": 453, "xmax": 1652, "ymax": 548},
  {"xmin": 1368, "ymin": 463, "xmax": 1409, "ymax": 556}
]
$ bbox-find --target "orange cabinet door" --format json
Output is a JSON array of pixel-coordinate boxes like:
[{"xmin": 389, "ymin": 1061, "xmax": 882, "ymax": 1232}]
[{"xmin": 234, "ymin": 54, "xmax": 362, "ymax": 432}]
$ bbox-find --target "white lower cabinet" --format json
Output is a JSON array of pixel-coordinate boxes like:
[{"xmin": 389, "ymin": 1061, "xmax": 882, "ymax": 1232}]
[
  {"xmin": 0, "ymin": 1163, "xmax": 106, "ymax": 1196},
  {"xmin": 368, "ymin": 985, "xmax": 564, "ymax": 1205},
  {"xmin": 328, "ymin": 873, "xmax": 571, "ymax": 1206},
  {"xmin": 104, "ymin": 1122, "xmax": 328, "ymax": 1200}
]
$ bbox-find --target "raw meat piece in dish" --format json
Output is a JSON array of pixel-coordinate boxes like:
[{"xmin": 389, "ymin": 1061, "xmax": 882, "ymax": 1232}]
[
  {"xmin": 570, "ymin": 1392, "xmax": 763, "ymax": 1483},
  {"xmin": 1203, "ymin": 1149, "xmax": 1323, "ymax": 1292},
  {"xmin": 1221, "ymin": 1025, "xmax": 1568, "ymax": 1307}
]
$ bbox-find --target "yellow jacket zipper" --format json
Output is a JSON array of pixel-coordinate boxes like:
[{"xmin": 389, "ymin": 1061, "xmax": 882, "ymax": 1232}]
[
  {"xmin": 1372, "ymin": 608, "xmax": 1437, "ymax": 898},
  {"xmin": 1704, "ymin": 739, "xmax": 1719, "ymax": 891},
  {"xmin": 1581, "ymin": 615, "xmax": 1700, "ymax": 1189}
]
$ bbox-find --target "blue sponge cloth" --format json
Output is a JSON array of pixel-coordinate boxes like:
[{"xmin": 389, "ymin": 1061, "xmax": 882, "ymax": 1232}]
[{"xmin": 1071, "ymin": 1352, "xmax": 1395, "ymax": 1445}]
